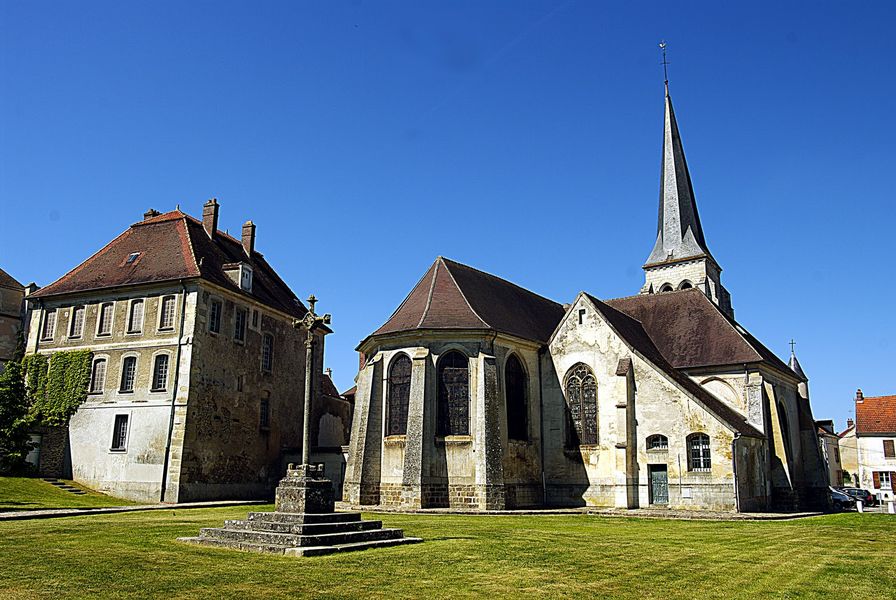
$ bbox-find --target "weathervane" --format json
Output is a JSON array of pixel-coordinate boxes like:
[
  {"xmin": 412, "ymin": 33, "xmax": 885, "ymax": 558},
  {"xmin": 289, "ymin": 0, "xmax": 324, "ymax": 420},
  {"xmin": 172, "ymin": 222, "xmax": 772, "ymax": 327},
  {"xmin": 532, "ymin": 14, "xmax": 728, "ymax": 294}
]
[{"xmin": 659, "ymin": 40, "xmax": 670, "ymax": 91}]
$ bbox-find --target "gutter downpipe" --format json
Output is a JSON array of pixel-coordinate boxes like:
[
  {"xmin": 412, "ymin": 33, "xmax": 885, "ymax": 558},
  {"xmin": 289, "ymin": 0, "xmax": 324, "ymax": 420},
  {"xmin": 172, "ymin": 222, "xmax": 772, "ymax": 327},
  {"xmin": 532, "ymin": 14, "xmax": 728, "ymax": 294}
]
[
  {"xmin": 537, "ymin": 346, "xmax": 547, "ymax": 507},
  {"xmin": 160, "ymin": 281, "xmax": 188, "ymax": 502},
  {"xmin": 732, "ymin": 432, "xmax": 741, "ymax": 512}
]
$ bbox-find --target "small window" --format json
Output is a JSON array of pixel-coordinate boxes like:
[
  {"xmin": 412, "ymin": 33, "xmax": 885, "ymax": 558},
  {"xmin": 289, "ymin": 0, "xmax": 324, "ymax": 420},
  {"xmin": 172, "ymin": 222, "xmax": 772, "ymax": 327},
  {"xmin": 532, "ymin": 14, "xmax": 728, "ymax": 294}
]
[
  {"xmin": 251, "ymin": 309, "xmax": 259, "ymax": 328},
  {"xmin": 120, "ymin": 356, "xmax": 137, "ymax": 392},
  {"xmin": 678, "ymin": 280, "xmax": 693, "ymax": 290},
  {"xmin": 260, "ymin": 393, "xmax": 270, "ymax": 429},
  {"xmin": 89, "ymin": 359, "xmax": 107, "ymax": 394},
  {"xmin": 874, "ymin": 471, "xmax": 892, "ymax": 490},
  {"xmin": 884, "ymin": 440, "xmax": 895, "ymax": 459},
  {"xmin": 687, "ymin": 433, "xmax": 711, "ymax": 471},
  {"xmin": 69, "ymin": 306, "xmax": 85, "ymax": 338},
  {"xmin": 97, "ymin": 302, "xmax": 114, "ymax": 336},
  {"xmin": 111, "ymin": 415, "xmax": 129, "ymax": 451},
  {"xmin": 159, "ymin": 295, "xmax": 176, "ymax": 330},
  {"xmin": 240, "ymin": 266, "xmax": 253, "ymax": 292},
  {"xmin": 41, "ymin": 310, "xmax": 57, "ymax": 340},
  {"xmin": 126, "ymin": 252, "xmax": 140, "ymax": 264},
  {"xmin": 261, "ymin": 333, "xmax": 274, "ymax": 372},
  {"xmin": 234, "ymin": 308, "xmax": 247, "ymax": 342},
  {"xmin": 209, "ymin": 300, "xmax": 222, "ymax": 334},
  {"xmin": 659, "ymin": 284, "xmax": 674, "ymax": 293},
  {"xmin": 236, "ymin": 374, "xmax": 245, "ymax": 392},
  {"xmin": 127, "ymin": 300, "xmax": 144, "ymax": 334},
  {"xmin": 151, "ymin": 354, "xmax": 169, "ymax": 392},
  {"xmin": 578, "ymin": 308, "xmax": 586, "ymax": 325},
  {"xmin": 647, "ymin": 434, "xmax": 669, "ymax": 451}
]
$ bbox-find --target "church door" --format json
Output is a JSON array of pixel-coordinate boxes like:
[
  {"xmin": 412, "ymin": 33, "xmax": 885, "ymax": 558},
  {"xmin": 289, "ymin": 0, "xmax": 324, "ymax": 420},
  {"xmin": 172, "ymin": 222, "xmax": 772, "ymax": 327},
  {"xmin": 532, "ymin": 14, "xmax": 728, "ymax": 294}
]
[{"xmin": 648, "ymin": 465, "xmax": 668, "ymax": 505}]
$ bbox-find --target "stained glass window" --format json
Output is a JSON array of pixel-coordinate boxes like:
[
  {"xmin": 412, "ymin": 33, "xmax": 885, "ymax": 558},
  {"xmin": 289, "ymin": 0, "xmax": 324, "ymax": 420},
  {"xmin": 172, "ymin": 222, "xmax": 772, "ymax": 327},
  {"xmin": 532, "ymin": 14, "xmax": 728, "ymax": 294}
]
[
  {"xmin": 564, "ymin": 363, "xmax": 597, "ymax": 446},
  {"xmin": 437, "ymin": 351, "xmax": 469, "ymax": 436}
]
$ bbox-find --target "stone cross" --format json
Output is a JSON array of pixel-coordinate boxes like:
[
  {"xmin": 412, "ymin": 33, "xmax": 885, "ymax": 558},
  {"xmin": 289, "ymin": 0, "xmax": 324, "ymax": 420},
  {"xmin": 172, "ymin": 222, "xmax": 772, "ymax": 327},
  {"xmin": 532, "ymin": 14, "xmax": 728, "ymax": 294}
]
[{"xmin": 294, "ymin": 294, "xmax": 332, "ymax": 471}]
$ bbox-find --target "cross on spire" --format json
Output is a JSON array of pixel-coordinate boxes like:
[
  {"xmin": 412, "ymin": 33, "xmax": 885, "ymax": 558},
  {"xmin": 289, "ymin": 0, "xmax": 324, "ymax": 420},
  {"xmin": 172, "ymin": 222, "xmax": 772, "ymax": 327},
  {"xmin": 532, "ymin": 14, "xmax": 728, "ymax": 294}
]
[
  {"xmin": 789, "ymin": 339, "xmax": 796, "ymax": 354},
  {"xmin": 659, "ymin": 40, "xmax": 670, "ymax": 93}
]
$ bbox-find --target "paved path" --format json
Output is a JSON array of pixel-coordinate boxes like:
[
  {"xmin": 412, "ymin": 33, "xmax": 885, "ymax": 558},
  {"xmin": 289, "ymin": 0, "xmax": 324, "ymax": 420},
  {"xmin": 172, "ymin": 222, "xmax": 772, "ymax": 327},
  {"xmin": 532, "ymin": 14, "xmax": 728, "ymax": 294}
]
[{"xmin": 0, "ymin": 500, "xmax": 266, "ymax": 521}]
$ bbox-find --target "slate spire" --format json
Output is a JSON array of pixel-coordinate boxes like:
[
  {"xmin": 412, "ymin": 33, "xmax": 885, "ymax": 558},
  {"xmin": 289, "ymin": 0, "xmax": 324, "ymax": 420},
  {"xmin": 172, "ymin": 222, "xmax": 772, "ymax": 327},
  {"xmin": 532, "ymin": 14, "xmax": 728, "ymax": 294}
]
[
  {"xmin": 788, "ymin": 350, "xmax": 807, "ymax": 380},
  {"xmin": 644, "ymin": 88, "xmax": 714, "ymax": 267}
]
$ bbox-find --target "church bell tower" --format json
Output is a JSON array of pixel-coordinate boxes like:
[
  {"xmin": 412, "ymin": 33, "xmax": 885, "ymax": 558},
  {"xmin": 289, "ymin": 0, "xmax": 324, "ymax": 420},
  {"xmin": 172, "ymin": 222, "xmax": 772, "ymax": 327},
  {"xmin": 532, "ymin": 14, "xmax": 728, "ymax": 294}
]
[{"xmin": 641, "ymin": 80, "xmax": 734, "ymax": 318}]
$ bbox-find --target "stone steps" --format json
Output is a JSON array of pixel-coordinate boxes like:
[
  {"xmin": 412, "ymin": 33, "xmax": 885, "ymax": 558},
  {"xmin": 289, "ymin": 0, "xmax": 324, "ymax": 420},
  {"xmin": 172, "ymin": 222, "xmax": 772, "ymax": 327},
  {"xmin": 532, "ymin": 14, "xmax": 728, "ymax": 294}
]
[
  {"xmin": 198, "ymin": 525, "xmax": 405, "ymax": 548},
  {"xmin": 42, "ymin": 478, "xmax": 88, "ymax": 495},
  {"xmin": 246, "ymin": 511, "xmax": 362, "ymax": 524},
  {"xmin": 223, "ymin": 518, "xmax": 383, "ymax": 534},
  {"xmin": 180, "ymin": 534, "xmax": 421, "ymax": 557}
]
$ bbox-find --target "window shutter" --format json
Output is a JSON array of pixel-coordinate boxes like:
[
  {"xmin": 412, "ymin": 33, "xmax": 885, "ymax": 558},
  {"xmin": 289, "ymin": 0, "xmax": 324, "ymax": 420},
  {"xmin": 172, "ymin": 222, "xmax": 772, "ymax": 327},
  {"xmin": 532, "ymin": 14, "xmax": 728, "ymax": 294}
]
[{"xmin": 872, "ymin": 472, "xmax": 880, "ymax": 489}]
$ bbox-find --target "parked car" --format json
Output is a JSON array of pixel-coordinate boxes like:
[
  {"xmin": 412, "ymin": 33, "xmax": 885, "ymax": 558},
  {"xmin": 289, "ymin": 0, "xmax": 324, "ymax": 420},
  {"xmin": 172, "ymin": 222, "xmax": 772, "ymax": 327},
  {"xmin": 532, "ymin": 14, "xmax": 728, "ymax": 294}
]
[
  {"xmin": 830, "ymin": 487, "xmax": 856, "ymax": 511},
  {"xmin": 838, "ymin": 487, "xmax": 876, "ymax": 507}
]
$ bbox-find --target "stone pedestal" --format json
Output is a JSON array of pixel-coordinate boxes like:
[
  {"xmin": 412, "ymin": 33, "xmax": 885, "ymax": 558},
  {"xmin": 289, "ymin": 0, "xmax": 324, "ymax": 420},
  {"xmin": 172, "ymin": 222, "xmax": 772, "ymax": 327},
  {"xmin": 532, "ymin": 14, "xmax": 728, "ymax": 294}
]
[{"xmin": 275, "ymin": 464, "xmax": 335, "ymax": 514}]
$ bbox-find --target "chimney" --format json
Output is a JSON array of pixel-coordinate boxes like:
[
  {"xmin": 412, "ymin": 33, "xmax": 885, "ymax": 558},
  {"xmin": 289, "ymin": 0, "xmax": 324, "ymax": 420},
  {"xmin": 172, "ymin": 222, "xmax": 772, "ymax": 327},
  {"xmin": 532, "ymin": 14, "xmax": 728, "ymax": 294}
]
[
  {"xmin": 203, "ymin": 199, "xmax": 219, "ymax": 238},
  {"xmin": 241, "ymin": 220, "xmax": 256, "ymax": 256},
  {"xmin": 325, "ymin": 368, "xmax": 332, "ymax": 379},
  {"xmin": 847, "ymin": 418, "xmax": 854, "ymax": 429},
  {"xmin": 144, "ymin": 208, "xmax": 160, "ymax": 220},
  {"xmin": 856, "ymin": 388, "xmax": 864, "ymax": 402}
]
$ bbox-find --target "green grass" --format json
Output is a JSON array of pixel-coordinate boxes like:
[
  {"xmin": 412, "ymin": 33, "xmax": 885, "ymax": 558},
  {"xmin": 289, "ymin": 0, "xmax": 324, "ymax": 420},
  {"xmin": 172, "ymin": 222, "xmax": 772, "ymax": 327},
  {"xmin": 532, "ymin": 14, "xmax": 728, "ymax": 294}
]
[
  {"xmin": 0, "ymin": 505, "xmax": 893, "ymax": 599},
  {"xmin": 0, "ymin": 477, "xmax": 135, "ymax": 511}
]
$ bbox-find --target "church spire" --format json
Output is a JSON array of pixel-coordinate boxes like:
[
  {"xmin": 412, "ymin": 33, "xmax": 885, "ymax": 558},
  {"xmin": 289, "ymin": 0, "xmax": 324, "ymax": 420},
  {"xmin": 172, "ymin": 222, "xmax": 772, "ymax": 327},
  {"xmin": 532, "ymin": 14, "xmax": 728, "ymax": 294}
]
[{"xmin": 644, "ymin": 86, "xmax": 714, "ymax": 267}]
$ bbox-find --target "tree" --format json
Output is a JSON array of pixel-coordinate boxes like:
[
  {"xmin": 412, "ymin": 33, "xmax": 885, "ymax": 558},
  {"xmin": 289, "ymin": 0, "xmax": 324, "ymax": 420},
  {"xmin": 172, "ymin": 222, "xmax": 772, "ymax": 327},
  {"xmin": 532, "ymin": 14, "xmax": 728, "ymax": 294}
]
[{"xmin": 0, "ymin": 361, "xmax": 33, "ymax": 473}]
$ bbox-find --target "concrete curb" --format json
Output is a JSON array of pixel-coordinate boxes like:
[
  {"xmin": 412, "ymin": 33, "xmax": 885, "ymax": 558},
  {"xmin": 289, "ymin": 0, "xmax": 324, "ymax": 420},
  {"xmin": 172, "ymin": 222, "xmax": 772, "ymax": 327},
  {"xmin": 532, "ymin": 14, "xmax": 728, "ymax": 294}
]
[{"xmin": 0, "ymin": 500, "xmax": 268, "ymax": 521}]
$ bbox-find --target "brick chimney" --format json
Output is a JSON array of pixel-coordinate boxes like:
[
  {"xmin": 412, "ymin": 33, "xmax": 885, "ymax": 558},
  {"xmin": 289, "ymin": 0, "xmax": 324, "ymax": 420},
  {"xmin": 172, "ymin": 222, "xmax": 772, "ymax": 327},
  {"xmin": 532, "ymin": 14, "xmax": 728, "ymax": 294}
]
[
  {"xmin": 241, "ymin": 220, "xmax": 256, "ymax": 256},
  {"xmin": 856, "ymin": 388, "xmax": 864, "ymax": 403},
  {"xmin": 144, "ymin": 208, "xmax": 160, "ymax": 220},
  {"xmin": 203, "ymin": 199, "xmax": 219, "ymax": 238}
]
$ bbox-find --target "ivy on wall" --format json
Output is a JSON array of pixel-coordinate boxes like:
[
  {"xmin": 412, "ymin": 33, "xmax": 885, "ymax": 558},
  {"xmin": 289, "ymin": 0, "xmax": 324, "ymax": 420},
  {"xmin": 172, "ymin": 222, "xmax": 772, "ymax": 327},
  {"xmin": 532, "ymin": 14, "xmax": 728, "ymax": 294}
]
[{"xmin": 22, "ymin": 350, "xmax": 93, "ymax": 426}]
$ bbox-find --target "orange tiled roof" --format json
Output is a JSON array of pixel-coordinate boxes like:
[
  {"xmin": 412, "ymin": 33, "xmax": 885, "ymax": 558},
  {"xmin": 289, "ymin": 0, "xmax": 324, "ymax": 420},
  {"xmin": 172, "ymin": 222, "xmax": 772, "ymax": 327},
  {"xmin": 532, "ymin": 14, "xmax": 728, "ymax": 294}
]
[{"xmin": 855, "ymin": 395, "xmax": 896, "ymax": 435}]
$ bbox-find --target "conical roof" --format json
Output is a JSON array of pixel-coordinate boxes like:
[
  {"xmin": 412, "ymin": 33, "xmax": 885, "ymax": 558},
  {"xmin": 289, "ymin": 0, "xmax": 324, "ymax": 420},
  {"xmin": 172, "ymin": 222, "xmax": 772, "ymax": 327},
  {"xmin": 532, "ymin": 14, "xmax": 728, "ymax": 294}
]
[
  {"xmin": 645, "ymin": 90, "xmax": 715, "ymax": 267},
  {"xmin": 789, "ymin": 352, "xmax": 807, "ymax": 380}
]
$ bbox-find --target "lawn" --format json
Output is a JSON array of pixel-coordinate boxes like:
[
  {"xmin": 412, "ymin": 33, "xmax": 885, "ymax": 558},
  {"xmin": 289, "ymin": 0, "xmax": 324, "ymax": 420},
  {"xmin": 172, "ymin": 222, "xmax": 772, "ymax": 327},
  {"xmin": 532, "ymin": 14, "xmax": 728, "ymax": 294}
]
[
  {"xmin": 0, "ymin": 477, "xmax": 135, "ymax": 511},
  {"xmin": 0, "ymin": 506, "xmax": 893, "ymax": 599}
]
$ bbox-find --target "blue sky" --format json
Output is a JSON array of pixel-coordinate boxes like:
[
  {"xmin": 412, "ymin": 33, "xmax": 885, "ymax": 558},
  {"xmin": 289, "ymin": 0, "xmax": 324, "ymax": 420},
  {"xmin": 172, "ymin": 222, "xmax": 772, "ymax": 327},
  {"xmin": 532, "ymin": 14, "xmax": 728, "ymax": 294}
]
[{"xmin": 2, "ymin": 2, "xmax": 893, "ymax": 430}]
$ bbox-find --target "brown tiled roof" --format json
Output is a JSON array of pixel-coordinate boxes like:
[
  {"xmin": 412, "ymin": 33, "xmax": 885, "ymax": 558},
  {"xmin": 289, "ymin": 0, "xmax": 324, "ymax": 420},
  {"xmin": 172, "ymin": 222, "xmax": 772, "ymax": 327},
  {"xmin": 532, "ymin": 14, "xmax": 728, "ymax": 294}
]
[
  {"xmin": 31, "ymin": 209, "xmax": 307, "ymax": 318},
  {"xmin": 320, "ymin": 373, "xmax": 341, "ymax": 398},
  {"xmin": 0, "ymin": 267, "xmax": 24, "ymax": 290},
  {"xmin": 855, "ymin": 395, "xmax": 896, "ymax": 435},
  {"xmin": 367, "ymin": 257, "xmax": 565, "ymax": 345},
  {"xmin": 606, "ymin": 289, "xmax": 796, "ymax": 377},
  {"xmin": 585, "ymin": 293, "xmax": 763, "ymax": 438}
]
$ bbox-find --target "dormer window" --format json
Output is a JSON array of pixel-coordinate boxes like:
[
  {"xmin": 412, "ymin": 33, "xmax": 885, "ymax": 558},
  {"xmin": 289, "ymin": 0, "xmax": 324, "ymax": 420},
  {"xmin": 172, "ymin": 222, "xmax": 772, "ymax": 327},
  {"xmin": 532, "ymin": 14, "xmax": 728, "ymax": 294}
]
[{"xmin": 240, "ymin": 265, "xmax": 253, "ymax": 292}]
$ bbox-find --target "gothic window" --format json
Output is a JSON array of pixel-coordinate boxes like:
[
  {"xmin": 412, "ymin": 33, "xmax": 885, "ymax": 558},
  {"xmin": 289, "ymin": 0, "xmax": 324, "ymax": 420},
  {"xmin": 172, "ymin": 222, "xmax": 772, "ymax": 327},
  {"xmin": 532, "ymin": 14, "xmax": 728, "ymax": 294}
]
[
  {"xmin": 647, "ymin": 434, "xmax": 668, "ymax": 451},
  {"xmin": 505, "ymin": 354, "xmax": 528, "ymax": 441},
  {"xmin": 437, "ymin": 351, "xmax": 469, "ymax": 436},
  {"xmin": 151, "ymin": 354, "xmax": 169, "ymax": 392},
  {"xmin": 41, "ymin": 310, "xmax": 56, "ymax": 340},
  {"xmin": 159, "ymin": 295, "xmax": 176, "ymax": 330},
  {"xmin": 564, "ymin": 363, "xmax": 597, "ymax": 446},
  {"xmin": 89, "ymin": 359, "xmax": 106, "ymax": 394},
  {"xmin": 387, "ymin": 354, "xmax": 412, "ymax": 436},
  {"xmin": 261, "ymin": 333, "xmax": 274, "ymax": 372},
  {"xmin": 127, "ymin": 299, "xmax": 144, "ymax": 334},
  {"xmin": 120, "ymin": 356, "xmax": 137, "ymax": 392},
  {"xmin": 69, "ymin": 306, "xmax": 85, "ymax": 338},
  {"xmin": 687, "ymin": 433, "xmax": 711, "ymax": 471},
  {"xmin": 97, "ymin": 302, "xmax": 114, "ymax": 336}
]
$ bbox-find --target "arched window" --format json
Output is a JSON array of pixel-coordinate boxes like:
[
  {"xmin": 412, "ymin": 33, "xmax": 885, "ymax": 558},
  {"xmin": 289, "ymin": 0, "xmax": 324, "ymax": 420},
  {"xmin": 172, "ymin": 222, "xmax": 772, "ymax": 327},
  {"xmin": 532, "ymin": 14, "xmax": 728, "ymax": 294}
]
[
  {"xmin": 647, "ymin": 434, "xmax": 668, "ymax": 451},
  {"xmin": 678, "ymin": 280, "xmax": 693, "ymax": 290},
  {"xmin": 659, "ymin": 284, "xmax": 674, "ymax": 293},
  {"xmin": 564, "ymin": 363, "xmax": 597, "ymax": 446},
  {"xmin": 505, "ymin": 354, "xmax": 528, "ymax": 441},
  {"xmin": 387, "ymin": 354, "xmax": 412, "ymax": 436},
  {"xmin": 437, "ymin": 351, "xmax": 469, "ymax": 436},
  {"xmin": 687, "ymin": 433, "xmax": 711, "ymax": 471}
]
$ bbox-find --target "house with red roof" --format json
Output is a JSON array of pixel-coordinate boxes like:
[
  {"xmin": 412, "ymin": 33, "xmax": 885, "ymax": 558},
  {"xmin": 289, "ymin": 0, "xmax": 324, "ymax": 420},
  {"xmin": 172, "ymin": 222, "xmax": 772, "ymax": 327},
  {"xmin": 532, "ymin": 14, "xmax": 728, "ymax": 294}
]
[
  {"xmin": 839, "ymin": 390, "xmax": 896, "ymax": 503},
  {"xmin": 344, "ymin": 86, "xmax": 829, "ymax": 512},
  {"xmin": 24, "ymin": 200, "xmax": 339, "ymax": 502}
]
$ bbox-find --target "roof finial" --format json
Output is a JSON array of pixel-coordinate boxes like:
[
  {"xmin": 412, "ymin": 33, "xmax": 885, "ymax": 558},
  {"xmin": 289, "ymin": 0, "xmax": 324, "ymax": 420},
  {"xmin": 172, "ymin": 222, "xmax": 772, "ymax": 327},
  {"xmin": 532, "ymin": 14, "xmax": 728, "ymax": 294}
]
[
  {"xmin": 659, "ymin": 40, "xmax": 669, "ymax": 95},
  {"xmin": 789, "ymin": 339, "xmax": 796, "ymax": 355}
]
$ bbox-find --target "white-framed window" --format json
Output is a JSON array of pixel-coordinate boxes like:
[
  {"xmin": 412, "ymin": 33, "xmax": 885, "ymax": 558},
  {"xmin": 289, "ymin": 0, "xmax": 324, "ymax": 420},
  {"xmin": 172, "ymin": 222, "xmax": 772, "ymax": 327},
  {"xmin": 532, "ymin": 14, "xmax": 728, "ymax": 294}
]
[
  {"xmin": 111, "ymin": 414, "xmax": 129, "ymax": 451},
  {"xmin": 89, "ymin": 358, "xmax": 107, "ymax": 394},
  {"xmin": 151, "ymin": 354, "xmax": 169, "ymax": 392},
  {"xmin": 69, "ymin": 306, "xmax": 85, "ymax": 338},
  {"xmin": 687, "ymin": 433, "xmax": 711, "ymax": 471},
  {"xmin": 234, "ymin": 308, "xmax": 247, "ymax": 342},
  {"xmin": 874, "ymin": 471, "xmax": 893, "ymax": 490},
  {"xmin": 158, "ymin": 295, "xmax": 176, "ymax": 331},
  {"xmin": 261, "ymin": 333, "xmax": 274, "ymax": 372},
  {"xmin": 127, "ymin": 299, "xmax": 144, "ymax": 334},
  {"xmin": 41, "ymin": 310, "xmax": 57, "ymax": 340},
  {"xmin": 209, "ymin": 299, "xmax": 222, "ymax": 334},
  {"xmin": 97, "ymin": 302, "xmax": 114, "ymax": 336},
  {"xmin": 120, "ymin": 356, "xmax": 137, "ymax": 392}
]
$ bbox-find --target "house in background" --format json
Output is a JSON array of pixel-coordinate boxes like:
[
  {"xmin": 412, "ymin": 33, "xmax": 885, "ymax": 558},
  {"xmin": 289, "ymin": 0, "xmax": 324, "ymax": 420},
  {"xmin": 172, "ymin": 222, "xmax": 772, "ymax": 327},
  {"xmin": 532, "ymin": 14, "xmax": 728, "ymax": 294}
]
[
  {"xmin": 25, "ymin": 200, "xmax": 333, "ymax": 503},
  {"xmin": 839, "ymin": 390, "xmax": 896, "ymax": 503},
  {"xmin": 0, "ymin": 267, "xmax": 26, "ymax": 371},
  {"xmin": 816, "ymin": 420, "xmax": 843, "ymax": 486}
]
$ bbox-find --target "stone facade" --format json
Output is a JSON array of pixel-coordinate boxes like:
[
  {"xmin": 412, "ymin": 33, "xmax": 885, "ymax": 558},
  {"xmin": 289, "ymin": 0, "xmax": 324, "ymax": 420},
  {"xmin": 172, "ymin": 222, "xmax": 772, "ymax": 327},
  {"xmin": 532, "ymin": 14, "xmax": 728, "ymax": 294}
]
[{"xmin": 0, "ymin": 268, "xmax": 25, "ymax": 371}]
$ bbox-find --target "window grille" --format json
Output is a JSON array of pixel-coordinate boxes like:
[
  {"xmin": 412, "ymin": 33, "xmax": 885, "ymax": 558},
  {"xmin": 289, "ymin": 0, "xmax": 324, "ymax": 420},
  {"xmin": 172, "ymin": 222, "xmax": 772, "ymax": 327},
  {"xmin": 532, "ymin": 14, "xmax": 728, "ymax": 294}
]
[
  {"xmin": 647, "ymin": 434, "xmax": 669, "ymax": 451},
  {"xmin": 687, "ymin": 433, "xmax": 711, "ymax": 471},
  {"xmin": 387, "ymin": 354, "xmax": 411, "ymax": 436},
  {"xmin": 564, "ymin": 363, "xmax": 597, "ymax": 446},
  {"xmin": 437, "ymin": 351, "xmax": 469, "ymax": 436},
  {"xmin": 97, "ymin": 303, "xmax": 113, "ymax": 336},
  {"xmin": 120, "ymin": 356, "xmax": 137, "ymax": 392},
  {"xmin": 151, "ymin": 354, "xmax": 169, "ymax": 391},
  {"xmin": 69, "ymin": 306, "xmax": 85, "ymax": 338},
  {"xmin": 505, "ymin": 355, "xmax": 528, "ymax": 441},
  {"xmin": 261, "ymin": 334, "xmax": 274, "ymax": 372}
]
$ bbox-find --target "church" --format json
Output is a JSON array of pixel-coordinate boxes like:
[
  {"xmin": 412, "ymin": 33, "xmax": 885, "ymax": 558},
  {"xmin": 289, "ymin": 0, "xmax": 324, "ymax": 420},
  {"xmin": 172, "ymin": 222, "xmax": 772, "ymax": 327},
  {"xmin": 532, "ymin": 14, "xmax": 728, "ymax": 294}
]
[{"xmin": 344, "ymin": 85, "xmax": 829, "ymax": 512}]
